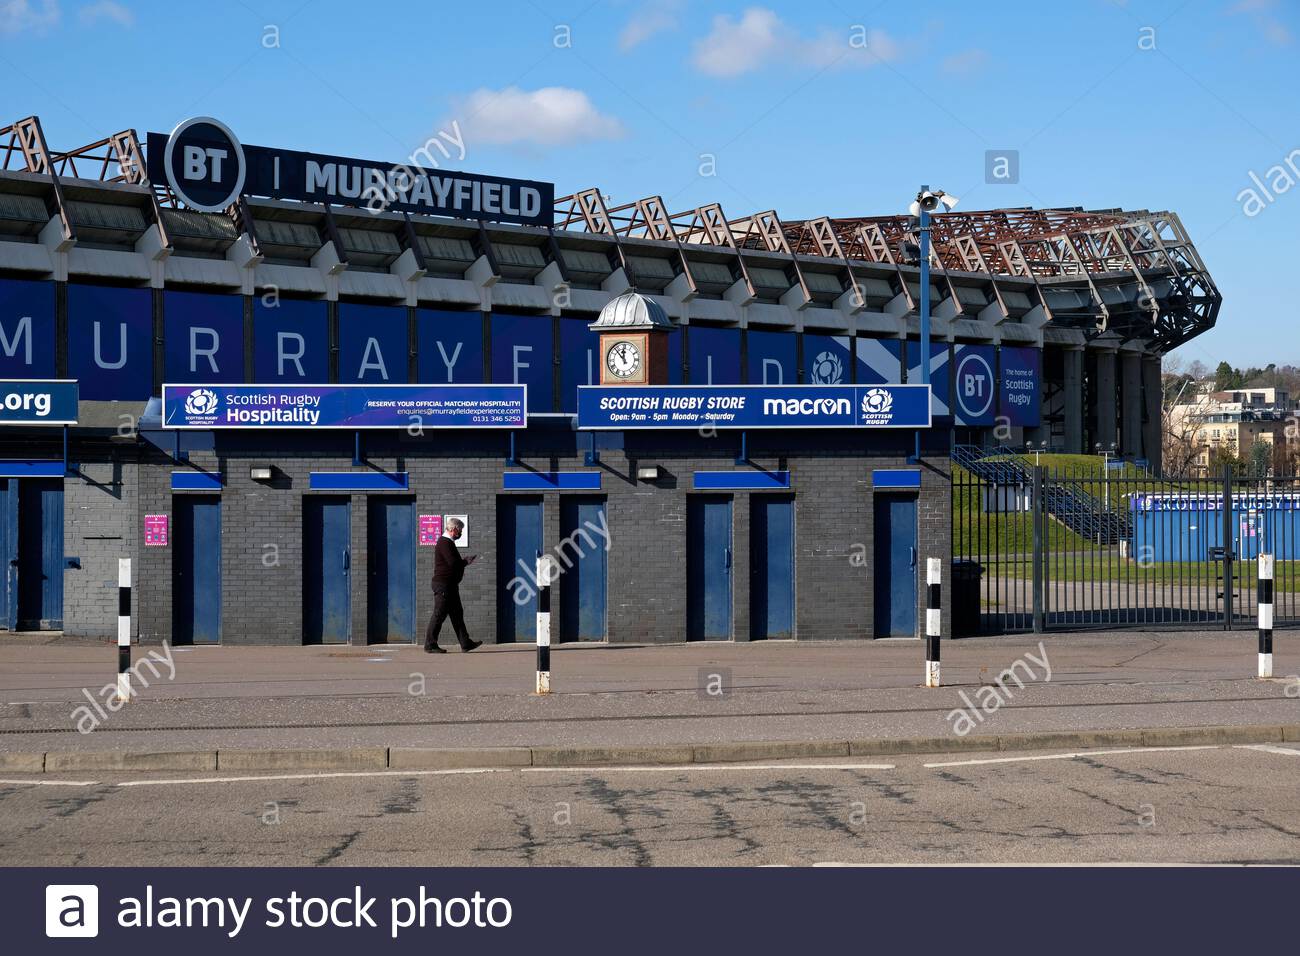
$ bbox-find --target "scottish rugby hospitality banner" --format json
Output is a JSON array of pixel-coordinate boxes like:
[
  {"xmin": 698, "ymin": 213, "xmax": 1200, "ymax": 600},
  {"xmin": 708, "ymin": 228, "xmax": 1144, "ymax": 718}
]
[
  {"xmin": 163, "ymin": 383, "xmax": 526, "ymax": 429},
  {"xmin": 577, "ymin": 384, "xmax": 931, "ymax": 430}
]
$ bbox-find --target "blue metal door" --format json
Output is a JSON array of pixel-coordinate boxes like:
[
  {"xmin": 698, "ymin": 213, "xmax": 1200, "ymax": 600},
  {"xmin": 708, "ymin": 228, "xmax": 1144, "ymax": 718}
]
[
  {"xmin": 560, "ymin": 497, "xmax": 607, "ymax": 642},
  {"xmin": 873, "ymin": 494, "xmax": 918, "ymax": 637},
  {"xmin": 304, "ymin": 496, "xmax": 351, "ymax": 644},
  {"xmin": 751, "ymin": 495, "xmax": 794, "ymax": 640},
  {"xmin": 16, "ymin": 479, "xmax": 63, "ymax": 630},
  {"xmin": 367, "ymin": 497, "xmax": 415, "ymax": 643},
  {"xmin": 1, "ymin": 479, "xmax": 13, "ymax": 630},
  {"xmin": 173, "ymin": 495, "xmax": 221, "ymax": 644},
  {"xmin": 688, "ymin": 495, "xmax": 732, "ymax": 641},
  {"xmin": 497, "ymin": 496, "xmax": 543, "ymax": 643}
]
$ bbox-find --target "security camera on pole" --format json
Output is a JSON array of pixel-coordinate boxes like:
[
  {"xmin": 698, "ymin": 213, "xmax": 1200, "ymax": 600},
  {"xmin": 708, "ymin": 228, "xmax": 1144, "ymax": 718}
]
[
  {"xmin": 907, "ymin": 187, "xmax": 958, "ymax": 463},
  {"xmin": 907, "ymin": 187, "xmax": 957, "ymax": 685}
]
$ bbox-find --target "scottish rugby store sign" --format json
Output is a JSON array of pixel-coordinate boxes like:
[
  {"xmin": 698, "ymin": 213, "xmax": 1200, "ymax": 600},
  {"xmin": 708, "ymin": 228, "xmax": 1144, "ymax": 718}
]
[
  {"xmin": 146, "ymin": 117, "xmax": 554, "ymax": 226},
  {"xmin": 162, "ymin": 384, "xmax": 526, "ymax": 429},
  {"xmin": 0, "ymin": 380, "xmax": 78, "ymax": 425},
  {"xmin": 577, "ymin": 385, "xmax": 931, "ymax": 430}
]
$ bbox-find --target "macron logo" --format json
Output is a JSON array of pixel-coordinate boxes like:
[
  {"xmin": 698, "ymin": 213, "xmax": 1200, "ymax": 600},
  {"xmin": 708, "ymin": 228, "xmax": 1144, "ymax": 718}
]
[{"xmin": 762, "ymin": 397, "xmax": 851, "ymax": 417}]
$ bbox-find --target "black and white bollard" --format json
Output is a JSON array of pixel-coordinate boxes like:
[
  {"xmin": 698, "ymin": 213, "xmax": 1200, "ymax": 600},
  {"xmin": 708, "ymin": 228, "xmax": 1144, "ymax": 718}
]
[
  {"xmin": 925, "ymin": 558, "xmax": 941, "ymax": 688},
  {"xmin": 535, "ymin": 555, "xmax": 552, "ymax": 694},
  {"xmin": 116, "ymin": 557, "xmax": 132, "ymax": 703},
  {"xmin": 1258, "ymin": 552, "xmax": 1274, "ymax": 679}
]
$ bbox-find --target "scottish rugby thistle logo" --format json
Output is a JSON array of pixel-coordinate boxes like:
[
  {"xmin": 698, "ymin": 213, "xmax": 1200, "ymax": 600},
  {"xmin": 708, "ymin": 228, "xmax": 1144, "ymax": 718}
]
[
  {"xmin": 861, "ymin": 387, "xmax": 893, "ymax": 417},
  {"xmin": 184, "ymin": 388, "xmax": 219, "ymax": 417},
  {"xmin": 810, "ymin": 350, "xmax": 844, "ymax": 385}
]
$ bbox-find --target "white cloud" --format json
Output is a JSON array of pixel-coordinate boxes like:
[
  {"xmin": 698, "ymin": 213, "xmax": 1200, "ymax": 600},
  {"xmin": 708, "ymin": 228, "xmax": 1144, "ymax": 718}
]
[
  {"xmin": 78, "ymin": 0, "xmax": 132, "ymax": 26},
  {"xmin": 0, "ymin": 0, "xmax": 60, "ymax": 34},
  {"xmin": 941, "ymin": 48, "xmax": 989, "ymax": 74},
  {"xmin": 452, "ymin": 87, "xmax": 624, "ymax": 147},
  {"xmin": 1227, "ymin": 0, "xmax": 1293, "ymax": 46},
  {"xmin": 619, "ymin": 0, "xmax": 681, "ymax": 50},
  {"xmin": 692, "ymin": 7, "xmax": 781, "ymax": 76},
  {"xmin": 691, "ymin": 7, "xmax": 900, "ymax": 78}
]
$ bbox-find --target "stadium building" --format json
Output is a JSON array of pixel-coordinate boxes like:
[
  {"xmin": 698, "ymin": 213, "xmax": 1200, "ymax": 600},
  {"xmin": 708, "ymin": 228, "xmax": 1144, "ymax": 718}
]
[{"xmin": 0, "ymin": 115, "xmax": 1220, "ymax": 644}]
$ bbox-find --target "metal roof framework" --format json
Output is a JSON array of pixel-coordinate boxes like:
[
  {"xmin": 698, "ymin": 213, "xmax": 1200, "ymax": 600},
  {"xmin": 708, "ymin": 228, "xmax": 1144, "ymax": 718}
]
[{"xmin": 1, "ymin": 116, "xmax": 1220, "ymax": 352}]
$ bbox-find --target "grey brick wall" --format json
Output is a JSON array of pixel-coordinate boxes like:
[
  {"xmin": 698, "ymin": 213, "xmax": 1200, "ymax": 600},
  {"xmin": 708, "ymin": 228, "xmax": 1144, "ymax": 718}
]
[
  {"xmin": 62, "ymin": 451, "xmax": 138, "ymax": 640},
  {"xmin": 132, "ymin": 428, "xmax": 951, "ymax": 646}
]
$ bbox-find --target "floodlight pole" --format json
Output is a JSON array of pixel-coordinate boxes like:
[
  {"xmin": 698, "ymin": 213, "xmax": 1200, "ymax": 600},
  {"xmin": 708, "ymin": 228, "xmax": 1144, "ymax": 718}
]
[{"xmin": 915, "ymin": 184, "xmax": 933, "ymax": 463}]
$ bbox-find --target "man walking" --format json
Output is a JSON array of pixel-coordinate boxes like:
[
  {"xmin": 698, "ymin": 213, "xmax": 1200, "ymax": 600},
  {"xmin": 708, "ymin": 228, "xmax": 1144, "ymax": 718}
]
[{"xmin": 424, "ymin": 517, "xmax": 482, "ymax": 653}]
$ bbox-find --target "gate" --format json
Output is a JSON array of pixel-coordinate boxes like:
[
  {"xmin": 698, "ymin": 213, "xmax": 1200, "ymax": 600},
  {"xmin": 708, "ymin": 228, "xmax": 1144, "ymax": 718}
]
[{"xmin": 953, "ymin": 447, "xmax": 1299, "ymax": 633}]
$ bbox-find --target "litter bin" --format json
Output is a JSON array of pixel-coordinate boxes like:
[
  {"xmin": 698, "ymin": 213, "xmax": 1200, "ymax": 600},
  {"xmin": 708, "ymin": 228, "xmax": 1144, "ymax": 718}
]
[{"xmin": 951, "ymin": 559, "xmax": 984, "ymax": 637}]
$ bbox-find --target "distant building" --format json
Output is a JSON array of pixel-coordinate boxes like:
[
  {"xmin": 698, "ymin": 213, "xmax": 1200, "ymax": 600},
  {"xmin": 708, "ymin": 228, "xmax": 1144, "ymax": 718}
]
[{"xmin": 1170, "ymin": 385, "xmax": 1294, "ymax": 475}]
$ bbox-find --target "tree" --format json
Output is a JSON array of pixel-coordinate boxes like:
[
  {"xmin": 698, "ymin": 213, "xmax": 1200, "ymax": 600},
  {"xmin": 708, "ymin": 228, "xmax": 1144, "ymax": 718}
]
[
  {"xmin": 1207, "ymin": 444, "xmax": 1244, "ymax": 475},
  {"xmin": 1247, "ymin": 440, "xmax": 1272, "ymax": 478},
  {"xmin": 1214, "ymin": 361, "xmax": 1242, "ymax": 391},
  {"xmin": 1162, "ymin": 380, "xmax": 1207, "ymax": 477}
]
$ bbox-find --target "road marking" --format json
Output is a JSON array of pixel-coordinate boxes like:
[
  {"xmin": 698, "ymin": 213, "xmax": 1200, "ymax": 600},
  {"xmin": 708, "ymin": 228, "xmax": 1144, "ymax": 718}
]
[
  {"xmin": 810, "ymin": 861, "xmax": 1253, "ymax": 868},
  {"xmin": 115, "ymin": 767, "xmax": 517, "ymax": 787},
  {"xmin": 0, "ymin": 778, "xmax": 99, "ymax": 786},
  {"xmin": 1235, "ymin": 744, "xmax": 1300, "ymax": 757},
  {"xmin": 925, "ymin": 745, "xmax": 1219, "ymax": 769},
  {"xmin": 522, "ymin": 763, "xmax": 895, "ymax": 774}
]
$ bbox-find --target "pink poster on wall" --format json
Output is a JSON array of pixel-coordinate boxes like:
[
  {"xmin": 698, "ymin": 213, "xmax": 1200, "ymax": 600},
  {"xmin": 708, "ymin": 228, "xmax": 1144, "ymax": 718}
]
[
  {"xmin": 418, "ymin": 514, "xmax": 442, "ymax": 546},
  {"xmin": 144, "ymin": 514, "xmax": 169, "ymax": 547}
]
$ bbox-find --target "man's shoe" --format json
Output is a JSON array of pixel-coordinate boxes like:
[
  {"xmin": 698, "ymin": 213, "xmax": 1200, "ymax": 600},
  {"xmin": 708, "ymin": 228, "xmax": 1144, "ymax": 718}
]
[
  {"xmin": 424, "ymin": 644, "xmax": 446, "ymax": 654},
  {"xmin": 462, "ymin": 639, "xmax": 482, "ymax": 652}
]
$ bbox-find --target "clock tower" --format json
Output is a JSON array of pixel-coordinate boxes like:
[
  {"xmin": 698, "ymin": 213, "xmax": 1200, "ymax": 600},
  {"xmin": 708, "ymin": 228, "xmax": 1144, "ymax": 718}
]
[{"xmin": 589, "ymin": 292, "xmax": 675, "ymax": 386}]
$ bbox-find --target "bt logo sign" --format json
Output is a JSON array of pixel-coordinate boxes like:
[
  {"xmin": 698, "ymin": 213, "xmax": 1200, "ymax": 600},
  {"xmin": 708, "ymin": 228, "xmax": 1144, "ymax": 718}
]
[
  {"xmin": 955, "ymin": 351, "xmax": 994, "ymax": 421},
  {"xmin": 162, "ymin": 117, "xmax": 246, "ymax": 213}
]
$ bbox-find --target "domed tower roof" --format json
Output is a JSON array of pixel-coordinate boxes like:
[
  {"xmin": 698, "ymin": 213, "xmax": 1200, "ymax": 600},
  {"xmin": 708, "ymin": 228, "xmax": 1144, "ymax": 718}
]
[{"xmin": 590, "ymin": 292, "xmax": 673, "ymax": 331}]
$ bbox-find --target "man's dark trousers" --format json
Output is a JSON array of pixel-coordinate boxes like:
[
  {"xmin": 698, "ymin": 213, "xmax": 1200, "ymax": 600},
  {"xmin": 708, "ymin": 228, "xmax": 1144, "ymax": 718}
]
[{"xmin": 426, "ymin": 586, "xmax": 472, "ymax": 650}]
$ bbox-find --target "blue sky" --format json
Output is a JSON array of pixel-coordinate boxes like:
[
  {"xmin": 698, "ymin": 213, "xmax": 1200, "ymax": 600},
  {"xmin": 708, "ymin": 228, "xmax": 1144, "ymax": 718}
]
[{"xmin": 2, "ymin": 0, "xmax": 1296, "ymax": 367}]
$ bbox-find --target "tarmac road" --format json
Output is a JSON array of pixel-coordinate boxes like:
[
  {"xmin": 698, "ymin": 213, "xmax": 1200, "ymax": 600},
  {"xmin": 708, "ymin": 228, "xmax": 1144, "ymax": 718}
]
[{"xmin": 3, "ymin": 743, "xmax": 1298, "ymax": 866}]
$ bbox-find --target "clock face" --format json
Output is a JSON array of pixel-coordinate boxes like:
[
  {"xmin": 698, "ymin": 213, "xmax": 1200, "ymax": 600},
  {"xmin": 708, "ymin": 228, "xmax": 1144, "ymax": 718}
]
[{"xmin": 606, "ymin": 340, "xmax": 642, "ymax": 379}]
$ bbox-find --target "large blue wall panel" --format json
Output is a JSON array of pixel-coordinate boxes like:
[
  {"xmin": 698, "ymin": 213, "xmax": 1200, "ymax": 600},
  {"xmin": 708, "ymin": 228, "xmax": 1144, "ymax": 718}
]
[
  {"xmin": 67, "ymin": 284, "xmax": 153, "ymax": 400},
  {"xmin": 688, "ymin": 326, "xmax": 741, "ymax": 385},
  {"xmin": 0, "ymin": 278, "xmax": 56, "ymax": 378},
  {"xmin": 416, "ymin": 309, "xmax": 483, "ymax": 384},
  {"xmin": 253, "ymin": 298, "xmax": 329, "ymax": 382},
  {"xmin": 164, "ymin": 290, "xmax": 244, "ymax": 383},
  {"xmin": 339, "ymin": 303, "xmax": 408, "ymax": 383},
  {"xmin": 746, "ymin": 330, "xmax": 796, "ymax": 385},
  {"xmin": 491, "ymin": 312, "xmax": 553, "ymax": 412}
]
